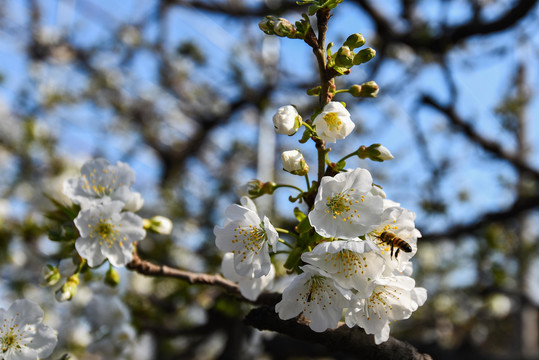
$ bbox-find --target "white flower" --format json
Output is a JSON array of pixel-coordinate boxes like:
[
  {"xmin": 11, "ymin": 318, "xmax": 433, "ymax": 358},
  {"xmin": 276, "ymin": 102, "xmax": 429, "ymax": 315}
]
[
  {"xmin": 345, "ymin": 276, "xmax": 427, "ymax": 344},
  {"xmin": 365, "ymin": 206, "xmax": 421, "ymax": 273},
  {"xmin": 301, "ymin": 240, "xmax": 385, "ymax": 294},
  {"xmin": 214, "ymin": 197, "xmax": 278, "ymax": 278},
  {"xmin": 74, "ymin": 200, "xmax": 146, "ymax": 267},
  {"xmin": 275, "ymin": 265, "xmax": 351, "ymax": 332},
  {"xmin": 308, "ymin": 168, "xmax": 384, "ymax": 239},
  {"xmin": 281, "ymin": 150, "xmax": 309, "ymax": 176},
  {"xmin": 312, "ymin": 102, "xmax": 355, "ymax": 143},
  {"xmin": 63, "ymin": 158, "xmax": 144, "ymax": 210},
  {"xmin": 0, "ymin": 299, "xmax": 57, "ymax": 360},
  {"xmin": 273, "ymin": 105, "xmax": 301, "ymax": 135},
  {"xmin": 221, "ymin": 253, "xmax": 275, "ymax": 301}
]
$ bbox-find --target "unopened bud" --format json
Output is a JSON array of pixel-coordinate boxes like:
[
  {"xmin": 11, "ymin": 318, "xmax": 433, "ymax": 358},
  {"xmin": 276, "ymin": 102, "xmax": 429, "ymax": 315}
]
[
  {"xmin": 353, "ymin": 47, "xmax": 376, "ymax": 65},
  {"xmin": 238, "ymin": 179, "xmax": 264, "ymax": 198},
  {"xmin": 274, "ymin": 18, "xmax": 296, "ymax": 38},
  {"xmin": 261, "ymin": 181, "xmax": 278, "ymax": 195},
  {"xmin": 349, "ymin": 85, "xmax": 362, "ymax": 97},
  {"xmin": 343, "ymin": 33, "xmax": 366, "ymax": 50},
  {"xmin": 143, "ymin": 216, "xmax": 173, "ymax": 235},
  {"xmin": 358, "ymin": 81, "xmax": 379, "ymax": 97},
  {"xmin": 259, "ymin": 16, "xmax": 277, "ymax": 35},
  {"xmin": 281, "ymin": 150, "xmax": 309, "ymax": 176},
  {"xmin": 364, "ymin": 144, "xmax": 394, "ymax": 162},
  {"xmin": 55, "ymin": 274, "xmax": 80, "ymax": 302},
  {"xmin": 105, "ymin": 267, "xmax": 121, "ymax": 287},
  {"xmin": 41, "ymin": 264, "xmax": 61, "ymax": 287},
  {"xmin": 273, "ymin": 105, "xmax": 301, "ymax": 135},
  {"xmin": 335, "ymin": 46, "xmax": 354, "ymax": 68}
]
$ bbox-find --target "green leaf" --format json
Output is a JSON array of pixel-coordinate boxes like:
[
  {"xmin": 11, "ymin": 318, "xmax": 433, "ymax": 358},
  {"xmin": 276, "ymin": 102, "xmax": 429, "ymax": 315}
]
[
  {"xmin": 296, "ymin": 216, "xmax": 312, "ymax": 234},
  {"xmin": 293, "ymin": 207, "xmax": 307, "ymax": 222}
]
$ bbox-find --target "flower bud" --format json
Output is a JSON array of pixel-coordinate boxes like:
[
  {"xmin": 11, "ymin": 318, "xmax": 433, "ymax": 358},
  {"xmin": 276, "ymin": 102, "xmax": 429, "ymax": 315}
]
[
  {"xmin": 353, "ymin": 47, "xmax": 376, "ymax": 65},
  {"xmin": 260, "ymin": 181, "xmax": 278, "ymax": 195},
  {"xmin": 335, "ymin": 46, "xmax": 354, "ymax": 68},
  {"xmin": 273, "ymin": 105, "xmax": 301, "ymax": 135},
  {"xmin": 274, "ymin": 18, "xmax": 296, "ymax": 38},
  {"xmin": 281, "ymin": 150, "xmax": 309, "ymax": 176},
  {"xmin": 238, "ymin": 179, "xmax": 264, "ymax": 198},
  {"xmin": 143, "ymin": 215, "xmax": 173, "ymax": 235},
  {"xmin": 367, "ymin": 144, "xmax": 394, "ymax": 162},
  {"xmin": 343, "ymin": 33, "xmax": 366, "ymax": 50},
  {"xmin": 105, "ymin": 267, "xmax": 121, "ymax": 287},
  {"xmin": 41, "ymin": 264, "xmax": 61, "ymax": 287},
  {"xmin": 349, "ymin": 85, "xmax": 362, "ymax": 97},
  {"xmin": 358, "ymin": 81, "xmax": 379, "ymax": 97},
  {"xmin": 259, "ymin": 16, "xmax": 277, "ymax": 35},
  {"xmin": 55, "ymin": 274, "xmax": 80, "ymax": 302},
  {"xmin": 307, "ymin": 86, "xmax": 321, "ymax": 96},
  {"xmin": 123, "ymin": 192, "xmax": 144, "ymax": 212}
]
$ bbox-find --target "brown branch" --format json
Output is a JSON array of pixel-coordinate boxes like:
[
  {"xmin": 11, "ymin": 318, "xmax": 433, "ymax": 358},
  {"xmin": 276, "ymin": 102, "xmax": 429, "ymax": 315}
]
[
  {"xmin": 421, "ymin": 192, "xmax": 539, "ymax": 241},
  {"xmin": 352, "ymin": 0, "xmax": 538, "ymax": 53},
  {"xmin": 126, "ymin": 251, "xmax": 281, "ymax": 305},
  {"xmin": 421, "ymin": 94, "xmax": 539, "ymax": 180},
  {"xmin": 244, "ymin": 305, "xmax": 433, "ymax": 360}
]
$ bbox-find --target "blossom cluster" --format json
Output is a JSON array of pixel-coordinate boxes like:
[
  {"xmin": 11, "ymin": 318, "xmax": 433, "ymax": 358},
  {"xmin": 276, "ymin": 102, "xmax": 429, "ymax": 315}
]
[
  {"xmin": 63, "ymin": 158, "xmax": 146, "ymax": 268},
  {"xmin": 216, "ymin": 101, "xmax": 426, "ymax": 344}
]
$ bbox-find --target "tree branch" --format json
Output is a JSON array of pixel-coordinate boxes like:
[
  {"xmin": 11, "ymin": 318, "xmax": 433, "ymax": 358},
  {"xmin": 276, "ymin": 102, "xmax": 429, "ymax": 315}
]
[
  {"xmin": 126, "ymin": 251, "xmax": 281, "ymax": 306},
  {"xmin": 420, "ymin": 94, "xmax": 539, "ymax": 180},
  {"xmin": 244, "ymin": 305, "xmax": 433, "ymax": 360},
  {"xmin": 421, "ymin": 192, "xmax": 539, "ymax": 241}
]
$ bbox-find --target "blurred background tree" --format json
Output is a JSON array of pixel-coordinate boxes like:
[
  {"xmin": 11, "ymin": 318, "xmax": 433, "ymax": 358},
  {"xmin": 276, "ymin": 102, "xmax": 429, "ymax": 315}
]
[{"xmin": 0, "ymin": 0, "xmax": 538, "ymax": 359}]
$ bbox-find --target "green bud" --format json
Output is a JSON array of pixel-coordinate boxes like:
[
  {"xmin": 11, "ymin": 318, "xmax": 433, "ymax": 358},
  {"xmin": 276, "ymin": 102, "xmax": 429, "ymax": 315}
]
[
  {"xmin": 358, "ymin": 81, "xmax": 379, "ymax": 97},
  {"xmin": 353, "ymin": 47, "xmax": 376, "ymax": 65},
  {"xmin": 335, "ymin": 46, "xmax": 354, "ymax": 68},
  {"xmin": 349, "ymin": 85, "xmax": 362, "ymax": 97},
  {"xmin": 105, "ymin": 267, "xmax": 121, "ymax": 287},
  {"xmin": 343, "ymin": 33, "xmax": 366, "ymax": 50},
  {"xmin": 274, "ymin": 18, "xmax": 296, "ymax": 38},
  {"xmin": 55, "ymin": 274, "xmax": 79, "ymax": 302},
  {"xmin": 261, "ymin": 181, "xmax": 278, "ymax": 195},
  {"xmin": 40, "ymin": 264, "xmax": 61, "ymax": 287},
  {"xmin": 258, "ymin": 16, "xmax": 277, "ymax": 35}
]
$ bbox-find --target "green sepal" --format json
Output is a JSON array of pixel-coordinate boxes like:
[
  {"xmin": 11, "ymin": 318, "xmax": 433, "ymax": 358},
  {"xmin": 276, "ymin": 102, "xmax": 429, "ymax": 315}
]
[
  {"xmin": 296, "ymin": 216, "xmax": 312, "ymax": 235},
  {"xmin": 336, "ymin": 159, "xmax": 346, "ymax": 170},
  {"xmin": 284, "ymin": 247, "xmax": 304, "ymax": 270},
  {"xmin": 299, "ymin": 126, "xmax": 313, "ymax": 143},
  {"xmin": 332, "ymin": 65, "xmax": 350, "ymax": 75},
  {"xmin": 294, "ymin": 207, "xmax": 307, "ymax": 222}
]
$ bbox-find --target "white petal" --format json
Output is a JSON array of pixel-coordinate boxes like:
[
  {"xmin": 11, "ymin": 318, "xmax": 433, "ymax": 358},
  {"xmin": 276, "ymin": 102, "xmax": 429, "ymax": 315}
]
[
  {"xmin": 75, "ymin": 236, "xmax": 106, "ymax": 267},
  {"xmin": 8, "ymin": 299, "xmax": 43, "ymax": 327},
  {"xmin": 28, "ymin": 323, "xmax": 58, "ymax": 358}
]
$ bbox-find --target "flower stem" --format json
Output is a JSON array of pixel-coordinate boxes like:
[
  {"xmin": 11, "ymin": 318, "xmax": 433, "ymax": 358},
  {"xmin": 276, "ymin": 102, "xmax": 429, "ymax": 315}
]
[
  {"xmin": 278, "ymin": 238, "xmax": 294, "ymax": 249},
  {"xmin": 274, "ymin": 184, "xmax": 304, "ymax": 193}
]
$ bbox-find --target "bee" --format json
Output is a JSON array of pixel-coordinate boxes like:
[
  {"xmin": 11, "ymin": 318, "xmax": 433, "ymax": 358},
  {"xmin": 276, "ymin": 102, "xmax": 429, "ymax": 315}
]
[{"xmin": 377, "ymin": 231, "xmax": 412, "ymax": 259}]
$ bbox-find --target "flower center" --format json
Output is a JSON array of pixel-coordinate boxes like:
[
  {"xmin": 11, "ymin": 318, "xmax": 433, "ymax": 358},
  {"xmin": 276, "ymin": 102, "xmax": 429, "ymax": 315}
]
[
  {"xmin": 326, "ymin": 191, "xmax": 363, "ymax": 223},
  {"xmin": 232, "ymin": 224, "xmax": 267, "ymax": 261},
  {"xmin": 1, "ymin": 328, "xmax": 21, "ymax": 353},
  {"xmin": 81, "ymin": 168, "xmax": 121, "ymax": 197},
  {"xmin": 329, "ymin": 250, "xmax": 368, "ymax": 277},
  {"xmin": 323, "ymin": 112, "xmax": 342, "ymax": 131},
  {"xmin": 90, "ymin": 219, "xmax": 125, "ymax": 248}
]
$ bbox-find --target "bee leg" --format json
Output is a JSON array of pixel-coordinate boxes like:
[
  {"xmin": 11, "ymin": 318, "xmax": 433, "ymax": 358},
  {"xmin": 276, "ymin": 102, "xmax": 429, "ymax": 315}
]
[
  {"xmin": 390, "ymin": 244, "xmax": 394, "ymax": 259},
  {"xmin": 395, "ymin": 248, "xmax": 400, "ymax": 259}
]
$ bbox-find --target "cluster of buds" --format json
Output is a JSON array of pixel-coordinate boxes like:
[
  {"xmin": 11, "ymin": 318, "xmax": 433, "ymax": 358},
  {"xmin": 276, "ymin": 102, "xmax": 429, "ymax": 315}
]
[{"xmin": 330, "ymin": 33, "xmax": 376, "ymax": 75}]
